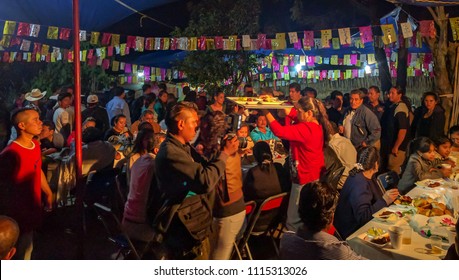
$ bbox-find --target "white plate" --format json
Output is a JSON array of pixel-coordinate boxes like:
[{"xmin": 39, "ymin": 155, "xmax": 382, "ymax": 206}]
[
  {"xmin": 415, "ymin": 179, "xmax": 446, "ymax": 189},
  {"xmin": 372, "ymin": 207, "xmax": 400, "ymax": 223},
  {"xmin": 358, "ymin": 233, "xmax": 390, "ymax": 248},
  {"xmin": 258, "ymin": 101, "xmax": 285, "ymax": 105}
]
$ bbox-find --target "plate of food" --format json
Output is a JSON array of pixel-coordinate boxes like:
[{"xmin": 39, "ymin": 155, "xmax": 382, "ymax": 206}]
[
  {"xmin": 372, "ymin": 208, "xmax": 400, "ymax": 223},
  {"xmin": 413, "ymin": 197, "xmax": 453, "ymax": 217},
  {"xmin": 361, "ymin": 227, "xmax": 391, "ymax": 248},
  {"xmin": 393, "ymin": 195, "xmax": 414, "ymax": 209},
  {"xmin": 235, "ymin": 97, "xmax": 260, "ymax": 105},
  {"xmin": 258, "ymin": 96, "xmax": 285, "ymax": 105},
  {"xmin": 415, "ymin": 179, "xmax": 445, "ymax": 189}
]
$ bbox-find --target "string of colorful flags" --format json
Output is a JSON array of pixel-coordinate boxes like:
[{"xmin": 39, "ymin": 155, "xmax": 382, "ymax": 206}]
[{"xmin": 1, "ymin": 17, "xmax": 458, "ymax": 53}]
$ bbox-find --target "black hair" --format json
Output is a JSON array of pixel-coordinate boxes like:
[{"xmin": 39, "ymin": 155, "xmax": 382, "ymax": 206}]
[
  {"xmin": 422, "ymin": 91, "xmax": 439, "ymax": 103},
  {"xmin": 261, "ymin": 87, "xmax": 274, "ymax": 95},
  {"xmin": 10, "ymin": 107, "xmax": 38, "ymax": 131},
  {"xmin": 142, "ymin": 84, "xmax": 151, "ymax": 92},
  {"xmin": 296, "ymin": 97, "xmax": 333, "ymax": 147},
  {"xmin": 131, "ymin": 128, "xmax": 154, "ymax": 154},
  {"xmin": 111, "ymin": 114, "xmax": 126, "ymax": 126},
  {"xmin": 138, "ymin": 121, "xmax": 153, "ymax": 131},
  {"xmin": 298, "ymin": 181, "xmax": 338, "ymax": 233},
  {"xmin": 450, "ymin": 125, "xmax": 459, "ymax": 136},
  {"xmin": 58, "ymin": 92, "xmax": 72, "ymax": 102},
  {"xmin": 82, "ymin": 127, "xmax": 102, "ymax": 143},
  {"xmin": 330, "ymin": 90, "xmax": 343, "ymax": 100},
  {"xmin": 369, "ymin": 85, "xmax": 380, "ymax": 93},
  {"xmin": 288, "ymin": 82, "xmax": 301, "ymax": 92},
  {"xmin": 348, "ymin": 146, "xmax": 379, "ymax": 176},
  {"xmin": 433, "ymin": 136, "xmax": 452, "ymax": 147},
  {"xmin": 199, "ymin": 110, "xmax": 227, "ymax": 158},
  {"xmin": 253, "ymin": 141, "xmax": 273, "ymax": 172},
  {"xmin": 113, "ymin": 87, "xmax": 125, "ymax": 97},
  {"xmin": 303, "ymin": 87, "xmax": 317, "ymax": 98},
  {"xmin": 405, "ymin": 137, "xmax": 435, "ymax": 162},
  {"xmin": 359, "ymin": 87, "xmax": 368, "ymax": 95},
  {"xmin": 42, "ymin": 120, "xmax": 55, "ymax": 131},
  {"xmin": 350, "ymin": 89, "xmax": 366, "ymax": 100},
  {"xmin": 184, "ymin": 91, "xmax": 197, "ymax": 102},
  {"xmin": 165, "ymin": 101, "xmax": 198, "ymax": 135}
]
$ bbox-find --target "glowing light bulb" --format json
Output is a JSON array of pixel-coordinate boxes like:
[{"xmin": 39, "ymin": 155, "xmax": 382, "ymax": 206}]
[
  {"xmin": 365, "ymin": 65, "xmax": 371, "ymax": 74},
  {"xmin": 295, "ymin": 64, "xmax": 302, "ymax": 72}
]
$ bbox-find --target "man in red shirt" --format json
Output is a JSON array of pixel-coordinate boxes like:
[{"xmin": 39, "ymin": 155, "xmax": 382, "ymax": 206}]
[{"xmin": 0, "ymin": 108, "xmax": 53, "ymax": 259}]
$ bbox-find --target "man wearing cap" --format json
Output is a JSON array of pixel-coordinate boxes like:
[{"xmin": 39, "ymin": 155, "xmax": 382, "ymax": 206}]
[{"xmin": 82, "ymin": 94, "xmax": 110, "ymax": 133}]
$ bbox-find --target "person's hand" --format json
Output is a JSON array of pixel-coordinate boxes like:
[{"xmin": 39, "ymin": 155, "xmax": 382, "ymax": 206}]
[
  {"xmin": 391, "ymin": 146, "xmax": 399, "ymax": 156},
  {"xmin": 115, "ymin": 152, "xmax": 121, "ymax": 160},
  {"xmin": 259, "ymin": 109, "xmax": 270, "ymax": 116},
  {"xmin": 383, "ymin": 188, "xmax": 399, "ymax": 205},
  {"xmin": 45, "ymin": 194, "xmax": 53, "ymax": 212},
  {"xmin": 361, "ymin": 141, "xmax": 367, "ymax": 147},
  {"xmin": 445, "ymin": 159, "xmax": 456, "ymax": 168},
  {"xmin": 222, "ymin": 136, "xmax": 239, "ymax": 156},
  {"xmin": 338, "ymin": 125, "xmax": 344, "ymax": 134},
  {"xmin": 284, "ymin": 107, "xmax": 292, "ymax": 116}
]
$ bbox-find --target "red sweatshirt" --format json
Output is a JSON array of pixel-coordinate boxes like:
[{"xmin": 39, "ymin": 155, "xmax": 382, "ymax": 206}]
[{"xmin": 270, "ymin": 120, "xmax": 324, "ymax": 185}]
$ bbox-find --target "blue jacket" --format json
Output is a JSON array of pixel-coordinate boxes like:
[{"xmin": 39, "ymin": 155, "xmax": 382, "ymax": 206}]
[{"xmin": 340, "ymin": 105, "xmax": 381, "ymax": 147}]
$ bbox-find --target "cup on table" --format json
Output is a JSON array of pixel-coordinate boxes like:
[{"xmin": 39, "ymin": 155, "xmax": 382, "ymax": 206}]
[
  {"xmin": 430, "ymin": 235, "xmax": 443, "ymax": 254},
  {"xmin": 401, "ymin": 225, "xmax": 412, "ymax": 245},
  {"xmin": 388, "ymin": 225, "xmax": 404, "ymax": 249},
  {"xmin": 441, "ymin": 163, "xmax": 452, "ymax": 170}
]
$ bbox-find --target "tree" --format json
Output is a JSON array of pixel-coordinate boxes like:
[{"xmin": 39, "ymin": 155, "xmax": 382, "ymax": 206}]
[{"xmin": 172, "ymin": 0, "xmax": 261, "ymax": 95}]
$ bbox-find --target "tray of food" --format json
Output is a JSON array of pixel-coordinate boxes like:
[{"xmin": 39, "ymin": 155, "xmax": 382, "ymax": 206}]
[
  {"xmin": 359, "ymin": 227, "xmax": 390, "ymax": 248},
  {"xmin": 226, "ymin": 97, "xmax": 293, "ymax": 109},
  {"xmin": 413, "ymin": 197, "xmax": 453, "ymax": 217}
]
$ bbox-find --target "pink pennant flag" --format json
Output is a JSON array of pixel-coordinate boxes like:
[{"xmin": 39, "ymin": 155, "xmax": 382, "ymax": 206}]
[
  {"xmin": 126, "ymin": 36, "xmax": 136, "ymax": 48},
  {"xmin": 124, "ymin": 63, "xmax": 132, "ymax": 73},
  {"xmin": 350, "ymin": 54, "xmax": 358, "ymax": 65},
  {"xmin": 160, "ymin": 69, "xmax": 166, "ymax": 81},
  {"xmin": 265, "ymin": 39, "xmax": 272, "ymax": 50},
  {"xmin": 293, "ymin": 41, "xmax": 302, "ymax": 50},
  {"xmin": 419, "ymin": 20, "xmax": 436, "ymax": 38},
  {"xmin": 144, "ymin": 67, "xmax": 150, "ymax": 81},
  {"xmin": 215, "ymin": 36, "xmax": 224, "ymax": 49},
  {"xmin": 359, "ymin": 26, "xmax": 373, "ymax": 44},
  {"xmin": 145, "ymin": 38, "xmax": 154, "ymax": 50},
  {"xmin": 307, "ymin": 56, "xmax": 315, "ymax": 67},
  {"xmin": 303, "ymin": 31, "xmax": 314, "ymax": 48},
  {"xmin": 101, "ymin": 33, "xmax": 112, "ymax": 45},
  {"xmin": 102, "ymin": 59, "xmax": 110, "ymax": 70},
  {"xmin": 107, "ymin": 46, "xmax": 113, "ymax": 57},
  {"xmin": 127, "ymin": 76, "xmax": 132, "ymax": 84},
  {"xmin": 60, "ymin": 28, "xmax": 71, "ymax": 40},
  {"xmin": 170, "ymin": 38, "xmax": 178, "ymax": 50},
  {"xmin": 199, "ymin": 36, "xmax": 206, "ymax": 50},
  {"xmin": 16, "ymin": 22, "xmax": 30, "ymax": 36},
  {"xmin": 257, "ymin": 34, "xmax": 267, "ymax": 49}
]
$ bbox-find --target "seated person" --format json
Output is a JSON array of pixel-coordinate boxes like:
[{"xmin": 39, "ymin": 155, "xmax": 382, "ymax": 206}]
[
  {"xmin": 398, "ymin": 137, "xmax": 451, "ymax": 194},
  {"xmin": 434, "ymin": 136, "xmax": 456, "ymax": 168},
  {"xmin": 66, "ymin": 117, "xmax": 96, "ymax": 147},
  {"xmin": 250, "ymin": 115, "xmax": 279, "ymax": 143},
  {"xmin": 0, "ymin": 215, "xmax": 20, "ymax": 260},
  {"xmin": 334, "ymin": 147, "xmax": 399, "ymax": 239},
  {"xmin": 280, "ymin": 181, "xmax": 366, "ymax": 260},
  {"xmin": 39, "ymin": 120, "xmax": 64, "ymax": 156},
  {"xmin": 130, "ymin": 110, "xmax": 161, "ymax": 135},
  {"xmin": 449, "ymin": 125, "xmax": 459, "ymax": 154},
  {"xmin": 81, "ymin": 127, "xmax": 117, "ymax": 177},
  {"xmin": 237, "ymin": 123, "xmax": 254, "ymax": 157},
  {"xmin": 243, "ymin": 141, "xmax": 289, "ymax": 204},
  {"xmin": 122, "ymin": 130, "xmax": 165, "ymax": 242},
  {"xmin": 104, "ymin": 114, "xmax": 132, "ymax": 141},
  {"xmin": 444, "ymin": 220, "xmax": 459, "ymax": 260}
]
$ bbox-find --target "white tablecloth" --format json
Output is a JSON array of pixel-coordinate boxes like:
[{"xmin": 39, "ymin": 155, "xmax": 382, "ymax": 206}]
[{"xmin": 347, "ymin": 183, "xmax": 459, "ymax": 260}]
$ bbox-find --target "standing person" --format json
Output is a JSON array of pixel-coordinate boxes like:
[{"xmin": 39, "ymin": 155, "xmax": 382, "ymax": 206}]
[
  {"xmin": 131, "ymin": 84, "xmax": 153, "ymax": 122},
  {"xmin": 326, "ymin": 90, "xmax": 344, "ymax": 126},
  {"xmin": 53, "ymin": 92, "xmax": 73, "ymax": 140},
  {"xmin": 263, "ymin": 97, "xmax": 331, "ymax": 232},
  {"xmin": 199, "ymin": 111, "xmax": 245, "ymax": 260},
  {"xmin": 333, "ymin": 147, "xmax": 399, "ymax": 239},
  {"xmin": 243, "ymin": 84, "xmax": 254, "ymax": 97},
  {"xmin": 154, "ymin": 90, "xmax": 168, "ymax": 123},
  {"xmin": 412, "ymin": 92, "xmax": 445, "ymax": 140},
  {"xmin": 81, "ymin": 94, "xmax": 110, "ymax": 133},
  {"xmin": 328, "ymin": 123, "xmax": 357, "ymax": 189},
  {"xmin": 24, "ymin": 88, "xmax": 46, "ymax": 115},
  {"xmin": 285, "ymin": 82, "xmax": 303, "ymax": 125},
  {"xmin": 208, "ymin": 90, "xmax": 225, "ymax": 113},
  {"xmin": 380, "ymin": 86, "xmax": 411, "ymax": 174},
  {"xmin": 106, "ymin": 87, "xmax": 131, "ymax": 128},
  {"xmin": 339, "ymin": 89, "xmax": 381, "ymax": 149},
  {"xmin": 365, "ymin": 86, "xmax": 385, "ymax": 121},
  {"xmin": 0, "ymin": 108, "xmax": 53, "ymax": 259},
  {"xmin": 155, "ymin": 102, "xmax": 239, "ymax": 260}
]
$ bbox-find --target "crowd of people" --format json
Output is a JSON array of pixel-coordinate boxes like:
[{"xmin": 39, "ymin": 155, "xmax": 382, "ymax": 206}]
[{"xmin": 0, "ymin": 81, "xmax": 458, "ymax": 260}]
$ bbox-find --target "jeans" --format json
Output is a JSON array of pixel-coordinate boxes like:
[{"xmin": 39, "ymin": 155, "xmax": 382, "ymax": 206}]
[
  {"xmin": 210, "ymin": 210, "xmax": 246, "ymax": 260},
  {"xmin": 286, "ymin": 182, "xmax": 304, "ymax": 232}
]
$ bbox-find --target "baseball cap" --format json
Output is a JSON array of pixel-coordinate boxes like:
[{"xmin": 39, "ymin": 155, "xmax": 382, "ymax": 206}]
[{"xmin": 87, "ymin": 94, "xmax": 99, "ymax": 104}]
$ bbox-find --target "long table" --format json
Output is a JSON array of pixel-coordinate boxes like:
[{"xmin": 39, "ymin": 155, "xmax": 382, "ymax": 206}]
[{"xmin": 347, "ymin": 181, "xmax": 459, "ymax": 260}]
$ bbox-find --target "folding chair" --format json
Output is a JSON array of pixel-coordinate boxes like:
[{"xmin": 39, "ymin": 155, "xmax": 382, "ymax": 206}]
[
  {"xmin": 114, "ymin": 173, "xmax": 129, "ymax": 218},
  {"xmin": 238, "ymin": 192, "xmax": 289, "ymax": 260},
  {"xmin": 93, "ymin": 202, "xmax": 144, "ymax": 260},
  {"xmin": 377, "ymin": 171, "xmax": 400, "ymax": 190},
  {"xmin": 232, "ymin": 200, "xmax": 257, "ymax": 260}
]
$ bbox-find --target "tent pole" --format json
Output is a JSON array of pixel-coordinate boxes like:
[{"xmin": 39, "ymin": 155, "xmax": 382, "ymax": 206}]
[{"xmin": 72, "ymin": 0, "xmax": 84, "ymax": 259}]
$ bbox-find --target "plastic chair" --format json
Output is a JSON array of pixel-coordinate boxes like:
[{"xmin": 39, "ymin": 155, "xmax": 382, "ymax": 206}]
[
  {"xmin": 238, "ymin": 192, "xmax": 289, "ymax": 260},
  {"xmin": 232, "ymin": 200, "xmax": 257, "ymax": 260},
  {"xmin": 377, "ymin": 171, "xmax": 400, "ymax": 190},
  {"xmin": 93, "ymin": 202, "xmax": 144, "ymax": 260}
]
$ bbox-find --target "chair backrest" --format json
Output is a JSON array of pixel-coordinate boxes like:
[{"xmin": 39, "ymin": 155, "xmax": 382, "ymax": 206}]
[
  {"xmin": 93, "ymin": 202, "xmax": 140, "ymax": 260},
  {"xmin": 115, "ymin": 173, "xmax": 128, "ymax": 204},
  {"xmin": 377, "ymin": 171, "xmax": 400, "ymax": 190},
  {"xmin": 247, "ymin": 192, "xmax": 288, "ymax": 236}
]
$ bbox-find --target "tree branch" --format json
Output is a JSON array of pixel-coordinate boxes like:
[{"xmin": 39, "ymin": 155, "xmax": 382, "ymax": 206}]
[{"xmin": 427, "ymin": 6, "xmax": 439, "ymax": 25}]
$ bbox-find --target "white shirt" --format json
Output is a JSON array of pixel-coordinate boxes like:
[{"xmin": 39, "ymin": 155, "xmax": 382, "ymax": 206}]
[
  {"xmin": 343, "ymin": 111, "xmax": 355, "ymax": 140},
  {"xmin": 53, "ymin": 107, "xmax": 70, "ymax": 133}
]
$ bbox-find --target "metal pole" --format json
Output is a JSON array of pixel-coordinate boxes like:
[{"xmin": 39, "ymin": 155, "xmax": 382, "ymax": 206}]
[{"xmin": 72, "ymin": 0, "xmax": 84, "ymax": 259}]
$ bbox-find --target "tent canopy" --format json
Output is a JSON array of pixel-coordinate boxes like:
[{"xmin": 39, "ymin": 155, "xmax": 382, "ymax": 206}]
[{"xmin": 386, "ymin": 0, "xmax": 459, "ymax": 6}]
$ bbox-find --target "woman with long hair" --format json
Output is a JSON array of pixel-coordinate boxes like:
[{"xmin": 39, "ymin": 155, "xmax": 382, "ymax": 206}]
[
  {"xmin": 398, "ymin": 137, "xmax": 451, "ymax": 194},
  {"xmin": 412, "ymin": 92, "xmax": 445, "ymax": 140},
  {"xmin": 263, "ymin": 96, "xmax": 332, "ymax": 232},
  {"xmin": 333, "ymin": 146, "xmax": 399, "ymax": 239},
  {"xmin": 199, "ymin": 110, "xmax": 245, "ymax": 260}
]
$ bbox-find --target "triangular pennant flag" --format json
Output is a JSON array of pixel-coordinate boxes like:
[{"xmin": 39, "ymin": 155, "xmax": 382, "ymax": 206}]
[
  {"xmin": 101, "ymin": 33, "xmax": 111, "ymax": 45},
  {"xmin": 59, "ymin": 28, "xmax": 71, "ymax": 40},
  {"xmin": 111, "ymin": 34, "xmax": 120, "ymax": 46},
  {"xmin": 449, "ymin": 17, "xmax": 459, "ymax": 41},
  {"xmin": 90, "ymin": 32, "xmax": 100, "ymax": 45},
  {"xmin": 47, "ymin": 26, "xmax": 59, "ymax": 39},
  {"xmin": 16, "ymin": 22, "xmax": 30, "ymax": 36},
  {"xmin": 359, "ymin": 26, "xmax": 373, "ymax": 43},
  {"xmin": 400, "ymin": 22, "xmax": 413, "ymax": 39},
  {"xmin": 29, "ymin": 24, "xmax": 40, "ymax": 37},
  {"xmin": 79, "ymin": 30, "xmax": 87, "ymax": 41},
  {"xmin": 321, "ymin": 29, "xmax": 332, "ymax": 48},
  {"xmin": 338, "ymin": 28, "xmax": 351, "ymax": 45},
  {"xmin": 3, "ymin": 21, "xmax": 16, "ymax": 35},
  {"xmin": 288, "ymin": 32, "xmax": 298, "ymax": 44},
  {"xmin": 381, "ymin": 24, "xmax": 397, "ymax": 44}
]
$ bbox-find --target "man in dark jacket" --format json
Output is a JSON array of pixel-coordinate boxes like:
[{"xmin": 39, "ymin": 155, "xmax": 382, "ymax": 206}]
[
  {"xmin": 81, "ymin": 95, "xmax": 110, "ymax": 133},
  {"xmin": 155, "ymin": 101, "xmax": 238, "ymax": 259}
]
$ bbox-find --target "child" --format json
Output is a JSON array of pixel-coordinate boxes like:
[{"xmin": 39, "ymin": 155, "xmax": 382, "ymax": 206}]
[
  {"xmin": 398, "ymin": 137, "xmax": 452, "ymax": 194},
  {"xmin": 434, "ymin": 136, "xmax": 456, "ymax": 168}
]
